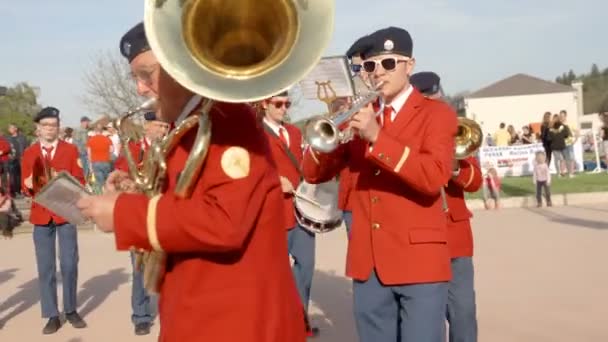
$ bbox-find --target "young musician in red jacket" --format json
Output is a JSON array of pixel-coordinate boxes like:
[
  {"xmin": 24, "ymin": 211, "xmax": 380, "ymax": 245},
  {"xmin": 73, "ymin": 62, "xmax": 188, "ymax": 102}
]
[
  {"xmin": 21, "ymin": 107, "xmax": 87, "ymax": 334},
  {"xmin": 113, "ymin": 111, "xmax": 167, "ymax": 336},
  {"xmin": 411, "ymin": 71, "xmax": 483, "ymax": 342},
  {"xmin": 302, "ymin": 27, "xmax": 458, "ymax": 342},
  {"xmin": 260, "ymin": 91, "xmax": 319, "ymax": 337},
  {"xmin": 76, "ymin": 22, "xmax": 305, "ymax": 342}
]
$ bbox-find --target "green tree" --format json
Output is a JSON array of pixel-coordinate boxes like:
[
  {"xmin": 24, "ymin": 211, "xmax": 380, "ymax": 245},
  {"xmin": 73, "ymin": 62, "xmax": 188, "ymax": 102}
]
[{"xmin": 0, "ymin": 82, "xmax": 41, "ymax": 138}]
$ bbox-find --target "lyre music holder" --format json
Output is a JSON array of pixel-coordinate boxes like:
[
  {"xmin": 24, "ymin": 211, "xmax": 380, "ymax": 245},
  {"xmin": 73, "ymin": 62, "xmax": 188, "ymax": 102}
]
[{"xmin": 315, "ymin": 80, "xmax": 338, "ymax": 114}]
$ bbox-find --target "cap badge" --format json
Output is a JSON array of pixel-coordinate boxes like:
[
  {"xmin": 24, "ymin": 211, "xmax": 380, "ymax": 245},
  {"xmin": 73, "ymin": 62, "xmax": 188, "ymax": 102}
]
[
  {"xmin": 384, "ymin": 39, "xmax": 394, "ymax": 51},
  {"xmin": 123, "ymin": 41, "xmax": 131, "ymax": 56}
]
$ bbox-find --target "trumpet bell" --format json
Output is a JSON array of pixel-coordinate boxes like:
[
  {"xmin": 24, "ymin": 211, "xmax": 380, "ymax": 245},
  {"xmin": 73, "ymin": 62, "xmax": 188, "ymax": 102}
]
[
  {"xmin": 304, "ymin": 116, "xmax": 341, "ymax": 153},
  {"xmin": 144, "ymin": 0, "xmax": 334, "ymax": 103},
  {"xmin": 455, "ymin": 117, "xmax": 483, "ymax": 159}
]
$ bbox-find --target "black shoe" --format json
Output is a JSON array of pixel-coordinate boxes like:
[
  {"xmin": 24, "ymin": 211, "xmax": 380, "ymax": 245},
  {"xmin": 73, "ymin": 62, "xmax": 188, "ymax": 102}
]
[
  {"xmin": 65, "ymin": 311, "xmax": 87, "ymax": 329},
  {"xmin": 134, "ymin": 322, "xmax": 151, "ymax": 336},
  {"xmin": 42, "ymin": 317, "xmax": 61, "ymax": 334},
  {"xmin": 304, "ymin": 313, "xmax": 319, "ymax": 338}
]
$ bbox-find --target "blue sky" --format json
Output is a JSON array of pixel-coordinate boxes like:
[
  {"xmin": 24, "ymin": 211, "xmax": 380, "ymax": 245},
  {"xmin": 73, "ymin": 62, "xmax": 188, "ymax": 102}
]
[{"xmin": 1, "ymin": 0, "xmax": 605, "ymax": 126}]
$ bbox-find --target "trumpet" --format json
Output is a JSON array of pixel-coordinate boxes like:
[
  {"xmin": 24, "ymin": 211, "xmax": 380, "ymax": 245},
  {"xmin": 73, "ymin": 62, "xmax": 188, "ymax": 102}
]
[{"xmin": 304, "ymin": 81, "xmax": 385, "ymax": 153}]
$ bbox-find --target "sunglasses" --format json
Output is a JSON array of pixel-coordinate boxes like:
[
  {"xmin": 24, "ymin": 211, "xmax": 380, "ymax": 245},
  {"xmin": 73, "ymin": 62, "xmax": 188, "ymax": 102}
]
[
  {"xmin": 362, "ymin": 57, "xmax": 409, "ymax": 73},
  {"xmin": 350, "ymin": 64, "xmax": 362, "ymax": 73},
  {"xmin": 271, "ymin": 100, "xmax": 292, "ymax": 109}
]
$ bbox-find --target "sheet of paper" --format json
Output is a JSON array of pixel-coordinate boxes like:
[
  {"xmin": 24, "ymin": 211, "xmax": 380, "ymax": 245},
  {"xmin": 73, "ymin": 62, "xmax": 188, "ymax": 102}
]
[
  {"xmin": 33, "ymin": 172, "xmax": 91, "ymax": 225},
  {"xmin": 299, "ymin": 56, "xmax": 355, "ymax": 101}
]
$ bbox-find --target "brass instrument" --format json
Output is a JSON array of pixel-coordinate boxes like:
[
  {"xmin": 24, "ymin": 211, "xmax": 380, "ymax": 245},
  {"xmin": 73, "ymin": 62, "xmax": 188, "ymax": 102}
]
[
  {"xmin": 454, "ymin": 117, "xmax": 483, "ymax": 159},
  {"xmin": 304, "ymin": 81, "xmax": 385, "ymax": 153},
  {"xmin": 143, "ymin": 0, "xmax": 335, "ymax": 102},
  {"xmin": 114, "ymin": 0, "xmax": 334, "ymax": 294}
]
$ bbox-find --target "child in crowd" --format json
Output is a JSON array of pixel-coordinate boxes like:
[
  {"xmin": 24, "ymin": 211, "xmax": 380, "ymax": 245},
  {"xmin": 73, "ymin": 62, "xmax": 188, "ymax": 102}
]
[
  {"xmin": 482, "ymin": 167, "xmax": 501, "ymax": 210},
  {"xmin": 533, "ymin": 151, "xmax": 552, "ymax": 207}
]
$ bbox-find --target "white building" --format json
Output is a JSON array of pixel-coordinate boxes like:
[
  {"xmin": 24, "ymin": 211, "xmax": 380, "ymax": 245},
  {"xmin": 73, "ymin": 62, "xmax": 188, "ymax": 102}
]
[{"xmin": 464, "ymin": 73, "xmax": 583, "ymax": 138}]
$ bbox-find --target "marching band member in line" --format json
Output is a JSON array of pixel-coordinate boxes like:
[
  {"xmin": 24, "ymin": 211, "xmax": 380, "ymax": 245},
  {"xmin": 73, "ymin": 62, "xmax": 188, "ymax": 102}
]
[
  {"xmin": 113, "ymin": 111, "xmax": 167, "ymax": 336},
  {"xmin": 411, "ymin": 71, "xmax": 482, "ymax": 342},
  {"xmin": 76, "ymin": 22, "xmax": 305, "ymax": 342},
  {"xmin": 302, "ymin": 27, "xmax": 458, "ymax": 342},
  {"xmin": 338, "ymin": 35, "xmax": 371, "ymax": 240},
  {"xmin": 260, "ymin": 91, "xmax": 319, "ymax": 338},
  {"xmin": 21, "ymin": 107, "xmax": 87, "ymax": 334}
]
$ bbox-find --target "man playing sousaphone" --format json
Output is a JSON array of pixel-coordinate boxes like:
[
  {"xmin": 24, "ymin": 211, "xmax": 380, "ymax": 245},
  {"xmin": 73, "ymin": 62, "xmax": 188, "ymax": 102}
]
[
  {"xmin": 259, "ymin": 90, "xmax": 319, "ymax": 338},
  {"xmin": 76, "ymin": 22, "xmax": 306, "ymax": 341},
  {"xmin": 21, "ymin": 107, "xmax": 87, "ymax": 334}
]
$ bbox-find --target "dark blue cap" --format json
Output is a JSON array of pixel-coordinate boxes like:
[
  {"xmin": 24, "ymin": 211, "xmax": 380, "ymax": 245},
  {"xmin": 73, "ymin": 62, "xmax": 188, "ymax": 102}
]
[
  {"xmin": 34, "ymin": 107, "xmax": 60, "ymax": 123},
  {"xmin": 143, "ymin": 111, "xmax": 157, "ymax": 121},
  {"xmin": 346, "ymin": 35, "xmax": 371, "ymax": 59},
  {"xmin": 361, "ymin": 26, "xmax": 413, "ymax": 59},
  {"xmin": 120, "ymin": 22, "xmax": 151, "ymax": 63},
  {"xmin": 410, "ymin": 72, "xmax": 441, "ymax": 96}
]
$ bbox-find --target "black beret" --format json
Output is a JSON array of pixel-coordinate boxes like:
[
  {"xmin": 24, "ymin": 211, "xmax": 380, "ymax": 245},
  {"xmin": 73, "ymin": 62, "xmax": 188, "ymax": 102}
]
[
  {"xmin": 361, "ymin": 26, "xmax": 413, "ymax": 59},
  {"xmin": 346, "ymin": 35, "xmax": 370, "ymax": 59},
  {"xmin": 273, "ymin": 90, "xmax": 289, "ymax": 97},
  {"xmin": 34, "ymin": 107, "xmax": 60, "ymax": 123},
  {"xmin": 119, "ymin": 22, "xmax": 151, "ymax": 63},
  {"xmin": 410, "ymin": 72, "xmax": 441, "ymax": 95},
  {"xmin": 80, "ymin": 116, "xmax": 91, "ymax": 122},
  {"xmin": 143, "ymin": 111, "xmax": 157, "ymax": 121}
]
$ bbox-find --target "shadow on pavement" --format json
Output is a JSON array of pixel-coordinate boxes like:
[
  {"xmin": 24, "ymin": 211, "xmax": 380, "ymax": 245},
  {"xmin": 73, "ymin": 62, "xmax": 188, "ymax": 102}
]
[
  {"xmin": 0, "ymin": 278, "xmax": 40, "ymax": 329},
  {"xmin": 77, "ymin": 267, "xmax": 130, "ymax": 318}
]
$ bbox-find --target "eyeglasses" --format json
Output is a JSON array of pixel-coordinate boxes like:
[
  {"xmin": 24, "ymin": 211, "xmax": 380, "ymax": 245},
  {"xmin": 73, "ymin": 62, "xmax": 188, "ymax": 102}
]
[
  {"xmin": 362, "ymin": 57, "xmax": 409, "ymax": 73},
  {"xmin": 271, "ymin": 100, "xmax": 292, "ymax": 109},
  {"xmin": 129, "ymin": 64, "xmax": 160, "ymax": 84}
]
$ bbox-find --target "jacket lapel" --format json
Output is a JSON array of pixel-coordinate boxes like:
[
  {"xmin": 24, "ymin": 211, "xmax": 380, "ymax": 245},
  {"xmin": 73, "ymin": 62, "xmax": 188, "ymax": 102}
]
[{"xmin": 386, "ymin": 89, "xmax": 425, "ymax": 137}]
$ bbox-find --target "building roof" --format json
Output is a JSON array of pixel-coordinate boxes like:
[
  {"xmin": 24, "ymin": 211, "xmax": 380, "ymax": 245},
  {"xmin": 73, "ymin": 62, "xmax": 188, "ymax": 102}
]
[{"xmin": 466, "ymin": 73, "xmax": 574, "ymax": 99}]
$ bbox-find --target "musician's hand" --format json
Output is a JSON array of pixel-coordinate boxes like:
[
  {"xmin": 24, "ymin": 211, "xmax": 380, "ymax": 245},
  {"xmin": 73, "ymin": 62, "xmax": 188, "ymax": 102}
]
[
  {"xmin": 24, "ymin": 174, "xmax": 33, "ymax": 190},
  {"xmin": 279, "ymin": 176, "xmax": 294, "ymax": 193},
  {"xmin": 76, "ymin": 192, "xmax": 120, "ymax": 233},
  {"xmin": 452, "ymin": 159, "xmax": 460, "ymax": 172},
  {"xmin": 349, "ymin": 103, "xmax": 380, "ymax": 143},
  {"xmin": 105, "ymin": 170, "xmax": 137, "ymax": 193}
]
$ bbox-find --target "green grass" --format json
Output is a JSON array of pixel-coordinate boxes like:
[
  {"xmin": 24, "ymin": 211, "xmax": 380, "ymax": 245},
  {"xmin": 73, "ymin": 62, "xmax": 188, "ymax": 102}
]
[{"xmin": 465, "ymin": 172, "xmax": 608, "ymax": 199}]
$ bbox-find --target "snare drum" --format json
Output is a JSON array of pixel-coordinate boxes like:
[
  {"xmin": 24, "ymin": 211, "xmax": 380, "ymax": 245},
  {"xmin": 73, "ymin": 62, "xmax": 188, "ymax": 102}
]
[{"xmin": 293, "ymin": 179, "xmax": 343, "ymax": 234}]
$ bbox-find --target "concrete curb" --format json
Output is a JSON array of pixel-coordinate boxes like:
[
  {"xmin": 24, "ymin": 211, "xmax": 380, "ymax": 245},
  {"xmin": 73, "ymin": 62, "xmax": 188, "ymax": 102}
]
[{"xmin": 467, "ymin": 191, "xmax": 608, "ymax": 210}]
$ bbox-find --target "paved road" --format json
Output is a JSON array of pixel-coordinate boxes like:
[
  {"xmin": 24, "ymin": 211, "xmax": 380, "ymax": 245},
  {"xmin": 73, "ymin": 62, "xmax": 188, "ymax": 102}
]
[{"xmin": 1, "ymin": 204, "xmax": 607, "ymax": 341}]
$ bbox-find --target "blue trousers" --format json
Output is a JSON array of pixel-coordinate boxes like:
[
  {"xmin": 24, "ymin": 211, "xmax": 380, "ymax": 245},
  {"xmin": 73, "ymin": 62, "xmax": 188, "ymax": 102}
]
[
  {"xmin": 33, "ymin": 223, "xmax": 79, "ymax": 318},
  {"xmin": 287, "ymin": 225, "xmax": 316, "ymax": 313},
  {"xmin": 92, "ymin": 161, "xmax": 112, "ymax": 187},
  {"xmin": 79, "ymin": 154, "xmax": 89, "ymax": 179},
  {"xmin": 446, "ymin": 257, "xmax": 478, "ymax": 342},
  {"xmin": 343, "ymin": 210, "xmax": 352, "ymax": 240},
  {"xmin": 129, "ymin": 252, "xmax": 155, "ymax": 325},
  {"xmin": 353, "ymin": 270, "xmax": 448, "ymax": 342}
]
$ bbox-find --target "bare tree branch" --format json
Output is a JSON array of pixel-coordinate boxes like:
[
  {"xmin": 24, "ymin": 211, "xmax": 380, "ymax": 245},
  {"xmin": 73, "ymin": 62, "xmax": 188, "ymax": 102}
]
[{"xmin": 80, "ymin": 50, "xmax": 144, "ymax": 117}]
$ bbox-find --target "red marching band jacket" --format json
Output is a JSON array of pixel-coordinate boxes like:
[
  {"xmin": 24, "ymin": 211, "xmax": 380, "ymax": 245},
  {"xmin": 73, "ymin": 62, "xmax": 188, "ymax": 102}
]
[
  {"xmin": 444, "ymin": 156, "xmax": 483, "ymax": 258},
  {"xmin": 21, "ymin": 141, "xmax": 85, "ymax": 225},
  {"xmin": 262, "ymin": 122, "xmax": 303, "ymax": 230}
]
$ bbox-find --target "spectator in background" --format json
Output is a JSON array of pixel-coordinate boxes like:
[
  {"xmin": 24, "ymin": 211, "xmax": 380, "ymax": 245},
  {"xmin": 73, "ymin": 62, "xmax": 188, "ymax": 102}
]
[
  {"xmin": 105, "ymin": 123, "xmax": 121, "ymax": 162},
  {"xmin": 0, "ymin": 136, "xmax": 12, "ymax": 196},
  {"xmin": 507, "ymin": 125, "xmax": 519, "ymax": 145},
  {"xmin": 540, "ymin": 112, "xmax": 553, "ymax": 164},
  {"xmin": 599, "ymin": 112, "xmax": 608, "ymax": 171},
  {"xmin": 482, "ymin": 167, "xmax": 501, "ymax": 210},
  {"xmin": 520, "ymin": 125, "xmax": 535, "ymax": 144},
  {"xmin": 62, "ymin": 127, "xmax": 74, "ymax": 144},
  {"xmin": 493, "ymin": 122, "xmax": 510, "ymax": 146},
  {"xmin": 73, "ymin": 116, "xmax": 91, "ymax": 179},
  {"xmin": 549, "ymin": 114, "xmax": 573, "ymax": 177},
  {"xmin": 86, "ymin": 124, "xmax": 113, "ymax": 188},
  {"xmin": 6, "ymin": 124, "xmax": 28, "ymax": 197},
  {"xmin": 559, "ymin": 110, "xmax": 577, "ymax": 174},
  {"xmin": 533, "ymin": 151, "xmax": 552, "ymax": 207}
]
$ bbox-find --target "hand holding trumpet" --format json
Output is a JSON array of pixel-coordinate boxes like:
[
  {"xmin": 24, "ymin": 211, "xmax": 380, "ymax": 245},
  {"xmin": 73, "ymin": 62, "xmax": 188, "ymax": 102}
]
[{"xmin": 348, "ymin": 102, "xmax": 381, "ymax": 144}]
